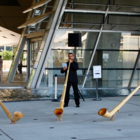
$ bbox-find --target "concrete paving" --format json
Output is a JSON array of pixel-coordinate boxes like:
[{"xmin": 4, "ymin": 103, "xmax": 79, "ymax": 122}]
[{"xmin": 0, "ymin": 96, "xmax": 140, "ymax": 140}]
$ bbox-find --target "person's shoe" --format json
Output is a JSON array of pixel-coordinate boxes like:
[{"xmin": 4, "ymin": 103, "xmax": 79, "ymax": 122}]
[
  {"xmin": 76, "ymin": 105, "xmax": 80, "ymax": 107},
  {"xmin": 64, "ymin": 104, "xmax": 68, "ymax": 107}
]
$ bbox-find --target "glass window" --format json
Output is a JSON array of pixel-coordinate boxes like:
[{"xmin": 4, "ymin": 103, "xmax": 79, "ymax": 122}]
[{"xmin": 38, "ymin": 31, "xmax": 140, "ymax": 89}]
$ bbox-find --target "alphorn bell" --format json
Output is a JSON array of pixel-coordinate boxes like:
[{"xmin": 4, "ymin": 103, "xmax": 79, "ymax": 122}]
[
  {"xmin": 0, "ymin": 100, "xmax": 23, "ymax": 124},
  {"xmin": 54, "ymin": 62, "xmax": 71, "ymax": 121},
  {"xmin": 98, "ymin": 84, "xmax": 140, "ymax": 121}
]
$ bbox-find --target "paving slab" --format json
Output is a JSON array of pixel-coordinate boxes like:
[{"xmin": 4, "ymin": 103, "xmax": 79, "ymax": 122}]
[{"xmin": 0, "ymin": 96, "xmax": 140, "ymax": 140}]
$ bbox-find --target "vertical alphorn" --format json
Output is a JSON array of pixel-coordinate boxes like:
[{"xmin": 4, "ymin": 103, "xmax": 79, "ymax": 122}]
[
  {"xmin": 0, "ymin": 100, "xmax": 23, "ymax": 124},
  {"xmin": 54, "ymin": 62, "xmax": 71, "ymax": 121}
]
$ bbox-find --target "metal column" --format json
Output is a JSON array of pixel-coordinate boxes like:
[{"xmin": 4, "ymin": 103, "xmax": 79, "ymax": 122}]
[
  {"xmin": 36, "ymin": 0, "xmax": 68, "ymax": 88},
  {"xmin": 7, "ymin": 37, "xmax": 27, "ymax": 82},
  {"xmin": 27, "ymin": 0, "xmax": 68, "ymax": 89},
  {"xmin": 6, "ymin": 0, "xmax": 37, "ymax": 82},
  {"xmin": 82, "ymin": 5, "xmax": 110, "ymax": 88},
  {"xmin": 27, "ymin": 39, "xmax": 31, "ymax": 80},
  {"xmin": 128, "ymin": 51, "xmax": 140, "ymax": 88}
]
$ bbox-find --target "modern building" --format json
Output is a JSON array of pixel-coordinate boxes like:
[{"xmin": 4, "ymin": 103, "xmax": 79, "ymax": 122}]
[{"xmin": 1, "ymin": 0, "xmax": 140, "ymax": 99}]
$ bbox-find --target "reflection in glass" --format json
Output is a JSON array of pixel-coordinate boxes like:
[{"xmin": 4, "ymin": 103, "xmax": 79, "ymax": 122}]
[{"xmin": 38, "ymin": 31, "xmax": 140, "ymax": 89}]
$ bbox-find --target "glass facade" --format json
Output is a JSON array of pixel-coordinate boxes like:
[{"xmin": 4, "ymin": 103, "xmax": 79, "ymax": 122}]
[
  {"xmin": 6, "ymin": 0, "xmax": 140, "ymax": 98},
  {"xmin": 39, "ymin": 31, "xmax": 140, "ymax": 92},
  {"xmin": 13, "ymin": 45, "xmax": 28, "ymax": 82}
]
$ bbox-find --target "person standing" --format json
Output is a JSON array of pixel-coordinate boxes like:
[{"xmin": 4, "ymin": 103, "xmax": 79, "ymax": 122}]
[
  {"xmin": 0, "ymin": 55, "xmax": 3, "ymax": 82},
  {"xmin": 18, "ymin": 60, "xmax": 22, "ymax": 74},
  {"xmin": 61, "ymin": 53, "xmax": 80, "ymax": 107}
]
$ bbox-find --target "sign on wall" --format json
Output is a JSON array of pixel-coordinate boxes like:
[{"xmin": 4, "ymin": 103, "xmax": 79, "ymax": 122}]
[
  {"xmin": 103, "ymin": 53, "xmax": 109, "ymax": 59},
  {"xmin": 93, "ymin": 65, "xmax": 102, "ymax": 79}
]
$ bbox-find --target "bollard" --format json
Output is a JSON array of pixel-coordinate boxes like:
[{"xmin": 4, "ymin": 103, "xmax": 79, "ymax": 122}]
[{"xmin": 52, "ymin": 74, "xmax": 59, "ymax": 102}]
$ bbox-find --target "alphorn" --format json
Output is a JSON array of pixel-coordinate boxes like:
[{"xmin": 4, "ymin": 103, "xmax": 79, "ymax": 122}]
[
  {"xmin": 54, "ymin": 62, "xmax": 71, "ymax": 121},
  {"xmin": 98, "ymin": 84, "xmax": 140, "ymax": 121},
  {"xmin": 0, "ymin": 100, "xmax": 23, "ymax": 124}
]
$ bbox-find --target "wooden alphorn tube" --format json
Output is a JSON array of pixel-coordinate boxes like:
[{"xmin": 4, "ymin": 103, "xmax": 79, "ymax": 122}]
[
  {"xmin": 0, "ymin": 100, "xmax": 23, "ymax": 124},
  {"xmin": 98, "ymin": 84, "xmax": 140, "ymax": 121},
  {"xmin": 54, "ymin": 62, "xmax": 71, "ymax": 121}
]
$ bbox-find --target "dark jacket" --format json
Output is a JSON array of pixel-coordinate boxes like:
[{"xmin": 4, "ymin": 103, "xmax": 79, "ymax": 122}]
[{"xmin": 61, "ymin": 61, "xmax": 78, "ymax": 82}]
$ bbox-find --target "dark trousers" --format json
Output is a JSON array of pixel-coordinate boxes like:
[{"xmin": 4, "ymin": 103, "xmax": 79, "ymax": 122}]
[{"xmin": 65, "ymin": 81, "xmax": 80, "ymax": 106}]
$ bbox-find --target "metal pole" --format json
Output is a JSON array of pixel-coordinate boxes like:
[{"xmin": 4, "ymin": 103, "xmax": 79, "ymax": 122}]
[
  {"xmin": 128, "ymin": 51, "xmax": 140, "ymax": 88},
  {"xmin": 6, "ymin": 0, "xmax": 36, "ymax": 82},
  {"xmin": 93, "ymin": 79, "xmax": 102, "ymax": 101},
  {"xmin": 58, "ymin": 28, "xmax": 140, "ymax": 34},
  {"xmin": 27, "ymin": 39, "xmax": 30, "ymax": 80},
  {"xmin": 35, "ymin": 4, "xmax": 48, "ymax": 31},
  {"xmin": 64, "ymin": 9, "xmax": 140, "ymax": 15},
  {"xmin": 96, "ymin": 79, "xmax": 98, "ymax": 99},
  {"xmin": 52, "ymin": 74, "xmax": 59, "ymax": 102},
  {"xmin": 82, "ymin": 26, "xmax": 103, "ymax": 88},
  {"xmin": 55, "ymin": 74, "xmax": 57, "ymax": 100},
  {"xmin": 0, "ymin": 67, "xmax": 3, "ymax": 82},
  {"xmin": 29, "ymin": 0, "xmax": 68, "ymax": 89},
  {"xmin": 82, "ymin": 6, "xmax": 110, "ymax": 88}
]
